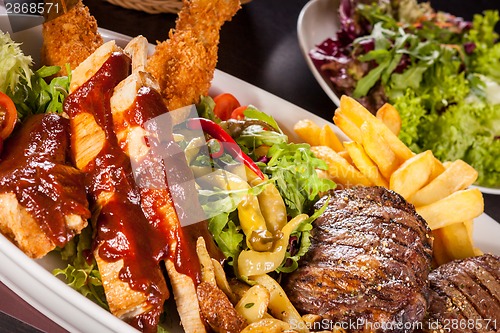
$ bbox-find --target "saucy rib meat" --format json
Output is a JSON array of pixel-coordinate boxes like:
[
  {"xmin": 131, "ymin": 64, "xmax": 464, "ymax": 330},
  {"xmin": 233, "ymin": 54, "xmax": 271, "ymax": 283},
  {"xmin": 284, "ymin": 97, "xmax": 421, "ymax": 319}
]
[
  {"xmin": 424, "ymin": 254, "xmax": 500, "ymax": 333},
  {"xmin": 0, "ymin": 114, "xmax": 90, "ymax": 258},
  {"xmin": 282, "ymin": 186, "xmax": 433, "ymax": 332}
]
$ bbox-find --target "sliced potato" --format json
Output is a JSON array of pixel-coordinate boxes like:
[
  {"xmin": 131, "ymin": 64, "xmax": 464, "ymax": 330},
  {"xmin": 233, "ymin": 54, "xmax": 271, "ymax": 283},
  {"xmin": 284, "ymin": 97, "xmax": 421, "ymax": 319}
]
[
  {"xmin": 376, "ymin": 103, "xmax": 402, "ymax": 136},
  {"xmin": 410, "ymin": 159, "xmax": 478, "ymax": 207},
  {"xmin": 344, "ymin": 141, "xmax": 388, "ymax": 187},
  {"xmin": 416, "ymin": 189, "xmax": 484, "ymax": 230},
  {"xmin": 311, "ymin": 145, "xmax": 372, "ymax": 187},
  {"xmin": 240, "ymin": 318, "xmax": 291, "ymax": 333},
  {"xmin": 250, "ymin": 274, "xmax": 307, "ymax": 333},
  {"xmin": 235, "ymin": 285, "xmax": 270, "ymax": 324},
  {"xmin": 319, "ymin": 124, "xmax": 344, "ymax": 152},
  {"xmin": 294, "ymin": 119, "xmax": 321, "ymax": 146},
  {"xmin": 389, "ymin": 150, "xmax": 435, "ymax": 200}
]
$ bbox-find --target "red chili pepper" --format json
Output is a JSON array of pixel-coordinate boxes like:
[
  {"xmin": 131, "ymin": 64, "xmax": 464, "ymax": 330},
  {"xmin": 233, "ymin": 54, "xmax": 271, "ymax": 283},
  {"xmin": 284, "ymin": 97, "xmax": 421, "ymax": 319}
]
[{"xmin": 186, "ymin": 117, "xmax": 265, "ymax": 179}]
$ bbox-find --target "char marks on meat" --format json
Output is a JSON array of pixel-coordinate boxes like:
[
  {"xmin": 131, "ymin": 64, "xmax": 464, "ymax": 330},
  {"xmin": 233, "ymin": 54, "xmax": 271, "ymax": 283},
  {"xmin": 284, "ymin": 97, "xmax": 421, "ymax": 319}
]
[
  {"xmin": 282, "ymin": 186, "xmax": 433, "ymax": 332},
  {"xmin": 424, "ymin": 254, "xmax": 500, "ymax": 333}
]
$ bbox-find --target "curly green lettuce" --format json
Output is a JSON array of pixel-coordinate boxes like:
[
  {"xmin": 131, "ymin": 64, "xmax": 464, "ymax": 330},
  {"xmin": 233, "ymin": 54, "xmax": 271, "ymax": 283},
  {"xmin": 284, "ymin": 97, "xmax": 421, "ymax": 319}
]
[
  {"xmin": 0, "ymin": 30, "xmax": 70, "ymax": 120},
  {"xmin": 0, "ymin": 31, "xmax": 33, "ymax": 94},
  {"xmin": 53, "ymin": 227, "xmax": 108, "ymax": 309}
]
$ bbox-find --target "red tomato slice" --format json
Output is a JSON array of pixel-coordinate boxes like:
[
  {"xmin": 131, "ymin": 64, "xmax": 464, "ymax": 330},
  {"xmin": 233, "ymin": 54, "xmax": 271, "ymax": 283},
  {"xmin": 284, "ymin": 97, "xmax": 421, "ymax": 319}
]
[
  {"xmin": 0, "ymin": 92, "xmax": 17, "ymax": 140},
  {"xmin": 230, "ymin": 105, "xmax": 248, "ymax": 120},
  {"xmin": 213, "ymin": 93, "xmax": 240, "ymax": 121}
]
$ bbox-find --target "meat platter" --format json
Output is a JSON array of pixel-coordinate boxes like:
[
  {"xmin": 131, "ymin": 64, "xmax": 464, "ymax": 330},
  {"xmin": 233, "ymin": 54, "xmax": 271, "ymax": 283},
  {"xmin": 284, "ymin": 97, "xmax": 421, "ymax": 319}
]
[{"xmin": 1, "ymin": 11, "xmax": 500, "ymax": 333}]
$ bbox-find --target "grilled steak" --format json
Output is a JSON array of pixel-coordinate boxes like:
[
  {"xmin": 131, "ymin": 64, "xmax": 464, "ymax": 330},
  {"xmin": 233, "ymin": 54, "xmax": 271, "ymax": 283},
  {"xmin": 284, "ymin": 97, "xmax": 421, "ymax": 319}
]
[
  {"xmin": 282, "ymin": 186, "xmax": 433, "ymax": 332},
  {"xmin": 423, "ymin": 254, "xmax": 500, "ymax": 333}
]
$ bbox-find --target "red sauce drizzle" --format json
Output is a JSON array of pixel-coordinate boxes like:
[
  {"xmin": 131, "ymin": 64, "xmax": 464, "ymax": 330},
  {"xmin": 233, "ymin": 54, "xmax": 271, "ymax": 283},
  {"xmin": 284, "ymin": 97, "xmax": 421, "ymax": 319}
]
[
  {"xmin": 0, "ymin": 114, "xmax": 90, "ymax": 247},
  {"xmin": 64, "ymin": 53, "xmax": 168, "ymax": 333},
  {"xmin": 117, "ymin": 87, "xmax": 225, "ymax": 283}
]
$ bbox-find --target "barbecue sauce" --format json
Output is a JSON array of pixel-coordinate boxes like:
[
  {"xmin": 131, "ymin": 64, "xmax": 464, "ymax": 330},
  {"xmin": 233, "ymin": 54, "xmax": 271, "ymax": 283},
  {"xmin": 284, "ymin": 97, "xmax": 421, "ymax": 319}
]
[
  {"xmin": 0, "ymin": 113, "xmax": 90, "ymax": 247},
  {"xmin": 64, "ymin": 52, "xmax": 168, "ymax": 333},
  {"xmin": 117, "ymin": 86, "xmax": 224, "ymax": 283}
]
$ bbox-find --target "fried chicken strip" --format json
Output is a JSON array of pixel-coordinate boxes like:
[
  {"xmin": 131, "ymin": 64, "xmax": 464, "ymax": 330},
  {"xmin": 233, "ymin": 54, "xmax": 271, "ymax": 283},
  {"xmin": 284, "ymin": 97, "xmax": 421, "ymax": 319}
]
[
  {"xmin": 0, "ymin": 114, "xmax": 90, "ymax": 258},
  {"xmin": 41, "ymin": 0, "xmax": 103, "ymax": 76},
  {"xmin": 65, "ymin": 41, "xmax": 169, "ymax": 332},
  {"xmin": 146, "ymin": 0, "xmax": 241, "ymax": 110},
  {"xmin": 110, "ymin": 36, "xmax": 217, "ymax": 332}
]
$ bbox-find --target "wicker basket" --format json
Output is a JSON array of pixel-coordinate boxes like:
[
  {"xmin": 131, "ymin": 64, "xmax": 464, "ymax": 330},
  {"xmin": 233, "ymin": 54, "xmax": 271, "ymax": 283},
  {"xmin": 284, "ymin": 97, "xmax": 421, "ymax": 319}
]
[{"xmin": 105, "ymin": 0, "xmax": 252, "ymax": 14}]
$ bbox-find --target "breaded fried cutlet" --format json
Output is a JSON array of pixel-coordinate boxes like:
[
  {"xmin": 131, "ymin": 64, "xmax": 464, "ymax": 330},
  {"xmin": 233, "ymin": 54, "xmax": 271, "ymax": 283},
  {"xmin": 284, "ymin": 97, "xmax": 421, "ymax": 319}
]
[
  {"xmin": 41, "ymin": 0, "xmax": 103, "ymax": 76},
  {"xmin": 146, "ymin": 0, "xmax": 240, "ymax": 110}
]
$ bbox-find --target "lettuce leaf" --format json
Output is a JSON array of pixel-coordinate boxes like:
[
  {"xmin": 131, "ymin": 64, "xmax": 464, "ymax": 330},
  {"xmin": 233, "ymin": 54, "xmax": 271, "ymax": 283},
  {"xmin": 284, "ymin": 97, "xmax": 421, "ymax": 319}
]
[
  {"xmin": 0, "ymin": 31, "xmax": 33, "ymax": 94},
  {"xmin": 53, "ymin": 226, "xmax": 108, "ymax": 309},
  {"xmin": 0, "ymin": 30, "xmax": 70, "ymax": 120},
  {"xmin": 262, "ymin": 143, "xmax": 336, "ymax": 217}
]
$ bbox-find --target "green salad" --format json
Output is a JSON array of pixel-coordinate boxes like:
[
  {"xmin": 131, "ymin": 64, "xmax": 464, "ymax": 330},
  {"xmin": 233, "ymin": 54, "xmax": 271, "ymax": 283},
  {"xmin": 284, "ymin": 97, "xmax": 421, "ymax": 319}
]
[{"xmin": 310, "ymin": 0, "xmax": 500, "ymax": 187}]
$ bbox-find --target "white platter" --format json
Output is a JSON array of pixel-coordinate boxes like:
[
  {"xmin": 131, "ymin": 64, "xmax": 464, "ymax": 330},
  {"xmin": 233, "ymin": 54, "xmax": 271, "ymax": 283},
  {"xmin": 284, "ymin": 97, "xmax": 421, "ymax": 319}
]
[
  {"xmin": 1, "ymin": 13, "xmax": 500, "ymax": 333},
  {"xmin": 297, "ymin": 0, "xmax": 341, "ymax": 106}
]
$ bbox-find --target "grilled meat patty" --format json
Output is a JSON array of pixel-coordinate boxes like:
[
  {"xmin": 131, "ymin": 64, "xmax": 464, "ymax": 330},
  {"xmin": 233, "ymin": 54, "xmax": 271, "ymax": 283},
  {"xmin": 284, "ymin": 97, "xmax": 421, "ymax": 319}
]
[
  {"xmin": 282, "ymin": 186, "xmax": 433, "ymax": 332},
  {"xmin": 424, "ymin": 254, "xmax": 500, "ymax": 333}
]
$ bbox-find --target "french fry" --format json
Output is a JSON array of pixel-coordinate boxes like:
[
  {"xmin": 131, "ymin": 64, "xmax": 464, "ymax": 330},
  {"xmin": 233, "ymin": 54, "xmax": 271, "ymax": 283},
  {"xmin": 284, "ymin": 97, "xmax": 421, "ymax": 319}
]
[
  {"xmin": 235, "ymin": 285, "xmax": 270, "ymax": 324},
  {"xmin": 410, "ymin": 159, "xmax": 478, "ymax": 207},
  {"xmin": 376, "ymin": 103, "xmax": 402, "ymax": 136},
  {"xmin": 379, "ymin": 127, "xmax": 414, "ymax": 163},
  {"xmin": 416, "ymin": 188, "xmax": 484, "ymax": 230},
  {"xmin": 389, "ymin": 150, "xmax": 435, "ymax": 200},
  {"xmin": 338, "ymin": 95, "xmax": 372, "ymax": 127},
  {"xmin": 319, "ymin": 124, "xmax": 344, "ymax": 152},
  {"xmin": 432, "ymin": 222, "xmax": 476, "ymax": 265},
  {"xmin": 344, "ymin": 141, "xmax": 388, "ymax": 187},
  {"xmin": 333, "ymin": 111, "xmax": 363, "ymax": 143},
  {"xmin": 462, "ymin": 221, "xmax": 483, "ymax": 256},
  {"xmin": 337, "ymin": 150, "xmax": 353, "ymax": 164},
  {"xmin": 295, "ymin": 96, "xmax": 485, "ymax": 267},
  {"xmin": 311, "ymin": 145, "xmax": 372, "ymax": 187},
  {"xmin": 337, "ymin": 96, "xmax": 414, "ymax": 162},
  {"xmin": 294, "ymin": 119, "xmax": 321, "ymax": 146},
  {"xmin": 250, "ymin": 274, "xmax": 307, "ymax": 333},
  {"xmin": 360, "ymin": 121, "xmax": 399, "ymax": 180}
]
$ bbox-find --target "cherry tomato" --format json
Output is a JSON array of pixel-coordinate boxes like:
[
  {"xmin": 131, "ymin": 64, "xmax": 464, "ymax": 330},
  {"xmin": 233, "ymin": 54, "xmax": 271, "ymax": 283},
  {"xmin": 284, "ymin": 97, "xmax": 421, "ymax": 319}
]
[
  {"xmin": 0, "ymin": 91, "xmax": 17, "ymax": 140},
  {"xmin": 213, "ymin": 93, "xmax": 240, "ymax": 121},
  {"xmin": 230, "ymin": 105, "xmax": 248, "ymax": 120}
]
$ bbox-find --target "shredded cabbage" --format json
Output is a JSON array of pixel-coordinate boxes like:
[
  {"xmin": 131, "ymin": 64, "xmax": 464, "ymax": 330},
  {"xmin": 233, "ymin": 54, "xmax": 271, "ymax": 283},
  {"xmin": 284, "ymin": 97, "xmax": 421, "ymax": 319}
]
[{"xmin": 0, "ymin": 31, "xmax": 33, "ymax": 94}]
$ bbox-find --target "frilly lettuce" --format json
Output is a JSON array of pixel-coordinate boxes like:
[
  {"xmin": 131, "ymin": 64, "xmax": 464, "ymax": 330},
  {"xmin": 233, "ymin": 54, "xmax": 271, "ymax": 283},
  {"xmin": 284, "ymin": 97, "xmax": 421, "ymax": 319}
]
[
  {"xmin": 0, "ymin": 30, "xmax": 70, "ymax": 120},
  {"xmin": 0, "ymin": 31, "xmax": 33, "ymax": 94},
  {"xmin": 53, "ymin": 227, "xmax": 108, "ymax": 309}
]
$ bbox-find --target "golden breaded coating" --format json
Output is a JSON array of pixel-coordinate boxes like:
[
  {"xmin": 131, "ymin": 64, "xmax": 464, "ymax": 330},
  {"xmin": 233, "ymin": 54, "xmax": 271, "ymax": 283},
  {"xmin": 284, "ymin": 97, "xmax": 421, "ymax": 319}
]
[
  {"xmin": 41, "ymin": 0, "xmax": 103, "ymax": 76},
  {"xmin": 146, "ymin": 0, "xmax": 240, "ymax": 110},
  {"xmin": 0, "ymin": 193, "xmax": 88, "ymax": 259}
]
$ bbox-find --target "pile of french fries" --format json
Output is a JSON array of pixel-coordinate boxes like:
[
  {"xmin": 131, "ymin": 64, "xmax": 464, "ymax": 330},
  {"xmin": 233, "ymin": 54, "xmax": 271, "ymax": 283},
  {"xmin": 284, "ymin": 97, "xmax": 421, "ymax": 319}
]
[{"xmin": 294, "ymin": 96, "xmax": 484, "ymax": 266}]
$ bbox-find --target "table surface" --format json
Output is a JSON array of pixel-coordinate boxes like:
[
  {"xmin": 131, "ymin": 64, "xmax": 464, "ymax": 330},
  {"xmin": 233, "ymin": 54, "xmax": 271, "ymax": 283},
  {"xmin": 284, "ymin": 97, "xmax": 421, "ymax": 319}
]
[{"xmin": 1, "ymin": 0, "xmax": 499, "ymax": 332}]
